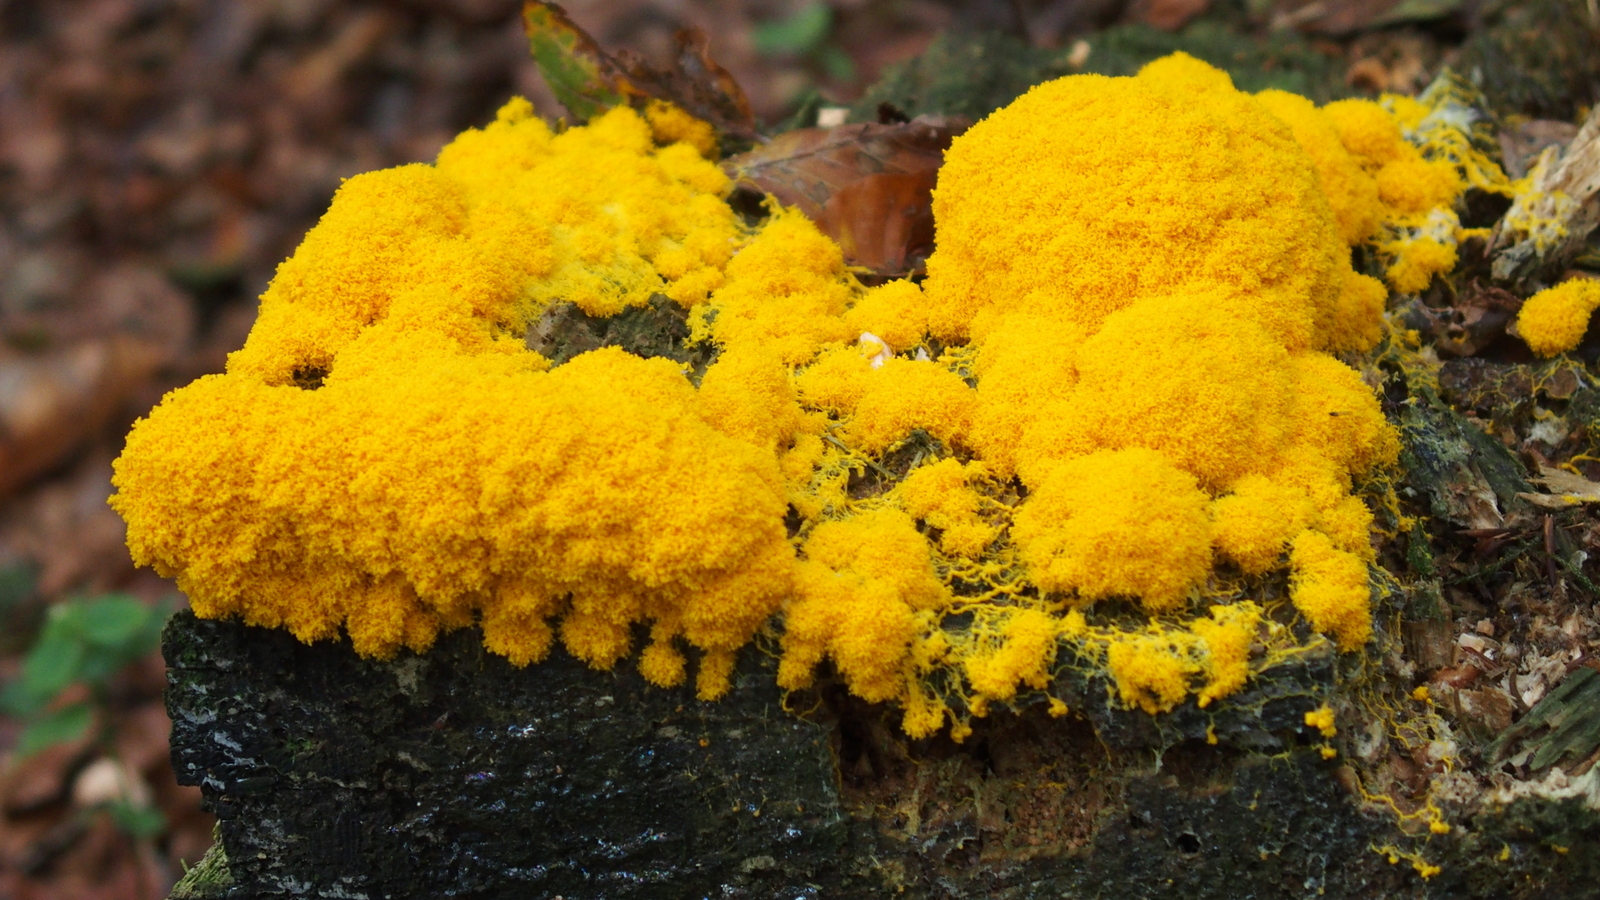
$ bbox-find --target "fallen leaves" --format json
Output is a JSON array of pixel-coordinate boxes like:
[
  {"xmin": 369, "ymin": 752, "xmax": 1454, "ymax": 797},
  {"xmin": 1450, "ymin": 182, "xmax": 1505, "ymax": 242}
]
[
  {"xmin": 522, "ymin": 2, "xmax": 629, "ymax": 122},
  {"xmin": 1518, "ymin": 465, "xmax": 1600, "ymax": 509},
  {"xmin": 1406, "ymin": 281, "xmax": 1522, "ymax": 359},
  {"xmin": 1266, "ymin": 0, "xmax": 1462, "ymax": 35},
  {"xmin": 520, "ymin": 0, "xmax": 965, "ymax": 265},
  {"xmin": 1126, "ymin": 0, "xmax": 1212, "ymax": 31},
  {"xmin": 0, "ymin": 340, "xmax": 166, "ymax": 500},
  {"xmin": 725, "ymin": 116, "xmax": 967, "ymax": 276},
  {"xmin": 522, "ymin": 1, "xmax": 756, "ymax": 141}
]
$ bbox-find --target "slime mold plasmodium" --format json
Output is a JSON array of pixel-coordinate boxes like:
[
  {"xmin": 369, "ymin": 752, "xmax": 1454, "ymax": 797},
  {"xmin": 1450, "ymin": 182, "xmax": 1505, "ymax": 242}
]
[
  {"xmin": 1516, "ymin": 278, "xmax": 1600, "ymax": 357},
  {"xmin": 117, "ymin": 54, "xmax": 1478, "ymax": 735}
]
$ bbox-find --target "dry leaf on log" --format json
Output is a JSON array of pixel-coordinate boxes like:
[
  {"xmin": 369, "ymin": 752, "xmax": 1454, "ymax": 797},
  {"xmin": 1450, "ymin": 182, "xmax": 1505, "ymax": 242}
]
[
  {"xmin": 1518, "ymin": 464, "xmax": 1600, "ymax": 509},
  {"xmin": 620, "ymin": 29, "xmax": 756, "ymax": 143},
  {"xmin": 1427, "ymin": 281, "xmax": 1522, "ymax": 358},
  {"xmin": 724, "ymin": 116, "xmax": 968, "ymax": 276},
  {"xmin": 522, "ymin": 1, "xmax": 755, "ymax": 141},
  {"xmin": 1491, "ymin": 105, "xmax": 1600, "ymax": 287}
]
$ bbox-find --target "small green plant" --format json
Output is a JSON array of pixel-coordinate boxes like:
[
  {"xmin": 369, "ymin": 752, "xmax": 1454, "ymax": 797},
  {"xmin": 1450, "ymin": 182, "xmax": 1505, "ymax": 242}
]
[
  {"xmin": 752, "ymin": 2, "xmax": 854, "ymax": 82},
  {"xmin": 2, "ymin": 591, "xmax": 174, "ymax": 840},
  {"xmin": 2, "ymin": 592, "xmax": 170, "ymax": 756}
]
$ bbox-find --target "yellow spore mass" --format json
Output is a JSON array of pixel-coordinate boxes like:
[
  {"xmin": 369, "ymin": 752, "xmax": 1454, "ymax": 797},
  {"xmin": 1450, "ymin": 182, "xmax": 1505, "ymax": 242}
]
[
  {"xmin": 1258, "ymin": 89, "xmax": 1486, "ymax": 297},
  {"xmin": 1304, "ymin": 704, "xmax": 1338, "ymax": 738},
  {"xmin": 113, "ymin": 56, "xmax": 1415, "ymax": 738},
  {"xmin": 896, "ymin": 459, "xmax": 999, "ymax": 558},
  {"xmin": 1011, "ymin": 449, "xmax": 1213, "ymax": 612},
  {"xmin": 1253, "ymin": 89, "xmax": 1382, "ymax": 247},
  {"xmin": 1517, "ymin": 278, "xmax": 1600, "ymax": 357},
  {"xmin": 922, "ymin": 55, "xmax": 1350, "ymax": 353}
]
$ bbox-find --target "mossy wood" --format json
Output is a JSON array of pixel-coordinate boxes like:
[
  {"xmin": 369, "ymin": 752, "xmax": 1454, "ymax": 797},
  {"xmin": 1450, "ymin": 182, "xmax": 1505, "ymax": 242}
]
[{"xmin": 166, "ymin": 606, "xmax": 1600, "ymax": 900}]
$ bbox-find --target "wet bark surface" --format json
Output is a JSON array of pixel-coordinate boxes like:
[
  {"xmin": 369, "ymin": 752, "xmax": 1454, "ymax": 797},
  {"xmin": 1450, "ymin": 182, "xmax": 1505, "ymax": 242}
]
[
  {"xmin": 164, "ymin": 614, "xmax": 850, "ymax": 899},
  {"xmin": 165, "ymin": 609, "xmax": 1600, "ymax": 900}
]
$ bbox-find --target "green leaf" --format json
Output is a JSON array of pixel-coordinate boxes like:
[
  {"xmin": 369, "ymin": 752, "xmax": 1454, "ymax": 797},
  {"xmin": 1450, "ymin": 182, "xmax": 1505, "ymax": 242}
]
[
  {"xmin": 19, "ymin": 626, "xmax": 86, "ymax": 704},
  {"xmin": 818, "ymin": 45, "xmax": 855, "ymax": 82},
  {"xmin": 0, "ymin": 679, "xmax": 41, "ymax": 717},
  {"xmin": 753, "ymin": 2, "xmax": 833, "ymax": 57},
  {"xmin": 108, "ymin": 799, "xmax": 167, "ymax": 839},
  {"xmin": 15, "ymin": 702, "xmax": 93, "ymax": 757},
  {"xmin": 522, "ymin": 1, "xmax": 627, "ymax": 122},
  {"xmin": 0, "ymin": 563, "xmax": 36, "ymax": 610},
  {"xmin": 132, "ymin": 602, "xmax": 171, "ymax": 655},
  {"xmin": 79, "ymin": 596, "xmax": 158, "ymax": 648},
  {"xmin": 42, "ymin": 600, "xmax": 88, "ymax": 637},
  {"xmin": 73, "ymin": 599, "xmax": 170, "ymax": 687}
]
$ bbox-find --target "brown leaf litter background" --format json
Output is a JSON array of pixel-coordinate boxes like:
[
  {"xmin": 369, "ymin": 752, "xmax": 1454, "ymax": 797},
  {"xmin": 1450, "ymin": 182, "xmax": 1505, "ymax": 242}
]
[{"xmin": 0, "ymin": 1, "xmax": 1593, "ymax": 898}]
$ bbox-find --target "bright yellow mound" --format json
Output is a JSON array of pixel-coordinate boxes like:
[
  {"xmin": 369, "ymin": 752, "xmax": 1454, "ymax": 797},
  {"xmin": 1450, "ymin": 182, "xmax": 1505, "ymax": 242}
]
[
  {"xmin": 115, "ymin": 56, "xmax": 1416, "ymax": 738},
  {"xmin": 921, "ymin": 60, "xmax": 1350, "ymax": 354},
  {"xmin": 1517, "ymin": 278, "xmax": 1600, "ymax": 357}
]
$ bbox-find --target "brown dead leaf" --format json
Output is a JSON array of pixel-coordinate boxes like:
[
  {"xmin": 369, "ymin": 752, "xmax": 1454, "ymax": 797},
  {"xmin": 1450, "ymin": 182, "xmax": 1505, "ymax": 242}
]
[
  {"xmin": 0, "ymin": 338, "xmax": 164, "ymax": 499},
  {"xmin": 523, "ymin": 2, "xmax": 755, "ymax": 141},
  {"xmin": 725, "ymin": 116, "xmax": 968, "ymax": 276},
  {"xmin": 1500, "ymin": 119, "xmax": 1580, "ymax": 181},
  {"xmin": 1518, "ymin": 464, "xmax": 1600, "ymax": 509},
  {"xmin": 1542, "ymin": 364, "xmax": 1581, "ymax": 401},
  {"xmin": 616, "ymin": 29, "xmax": 756, "ymax": 143},
  {"xmin": 1431, "ymin": 282, "xmax": 1521, "ymax": 358},
  {"xmin": 1127, "ymin": 0, "xmax": 1211, "ymax": 31}
]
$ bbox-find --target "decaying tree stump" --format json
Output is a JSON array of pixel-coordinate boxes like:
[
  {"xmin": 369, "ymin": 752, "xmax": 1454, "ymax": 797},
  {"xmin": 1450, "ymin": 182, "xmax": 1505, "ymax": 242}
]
[{"xmin": 164, "ymin": 601, "xmax": 1600, "ymax": 900}]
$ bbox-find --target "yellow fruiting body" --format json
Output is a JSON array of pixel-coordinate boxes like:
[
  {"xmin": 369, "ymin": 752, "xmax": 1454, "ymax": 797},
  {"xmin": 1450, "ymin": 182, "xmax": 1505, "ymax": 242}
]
[
  {"xmin": 845, "ymin": 358, "xmax": 977, "ymax": 454},
  {"xmin": 844, "ymin": 280, "xmax": 931, "ymax": 353},
  {"xmin": 643, "ymin": 99, "xmax": 719, "ymax": 159},
  {"xmin": 1210, "ymin": 476, "xmax": 1316, "ymax": 575},
  {"xmin": 1290, "ymin": 531, "xmax": 1375, "ymax": 650},
  {"xmin": 1039, "ymin": 298, "xmax": 1292, "ymax": 489},
  {"xmin": 897, "ymin": 459, "xmax": 999, "ymax": 557},
  {"xmin": 1012, "ymin": 449, "xmax": 1213, "ymax": 612},
  {"xmin": 1258, "ymin": 86, "xmax": 1496, "ymax": 298},
  {"xmin": 922, "ymin": 57, "xmax": 1349, "ymax": 353},
  {"xmin": 1190, "ymin": 603, "xmax": 1263, "ymax": 707},
  {"xmin": 113, "ymin": 56, "xmax": 1418, "ymax": 737},
  {"xmin": 967, "ymin": 314, "xmax": 1085, "ymax": 477},
  {"xmin": 779, "ymin": 508, "xmax": 950, "ymax": 705},
  {"xmin": 1254, "ymin": 89, "xmax": 1383, "ymax": 247},
  {"xmin": 1105, "ymin": 631, "xmax": 1198, "ymax": 716},
  {"xmin": 1305, "ymin": 704, "xmax": 1338, "ymax": 738},
  {"xmin": 1517, "ymin": 278, "xmax": 1600, "ymax": 357}
]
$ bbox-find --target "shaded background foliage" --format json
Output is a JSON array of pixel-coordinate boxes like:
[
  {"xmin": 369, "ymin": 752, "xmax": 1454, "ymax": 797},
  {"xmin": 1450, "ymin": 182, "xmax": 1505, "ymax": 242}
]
[{"xmin": 0, "ymin": 0, "xmax": 1594, "ymax": 897}]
